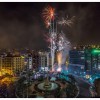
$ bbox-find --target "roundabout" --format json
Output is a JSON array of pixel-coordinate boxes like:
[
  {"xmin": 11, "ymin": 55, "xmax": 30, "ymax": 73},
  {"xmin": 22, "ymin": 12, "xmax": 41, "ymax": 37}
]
[{"xmin": 15, "ymin": 71, "xmax": 79, "ymax": 98}]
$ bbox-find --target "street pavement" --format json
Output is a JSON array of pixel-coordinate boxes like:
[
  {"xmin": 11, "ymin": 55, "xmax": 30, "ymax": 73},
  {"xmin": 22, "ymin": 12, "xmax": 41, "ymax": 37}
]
[{"xmin": 74, "ymin": 75, "xmax": 92, "ymax": 97}]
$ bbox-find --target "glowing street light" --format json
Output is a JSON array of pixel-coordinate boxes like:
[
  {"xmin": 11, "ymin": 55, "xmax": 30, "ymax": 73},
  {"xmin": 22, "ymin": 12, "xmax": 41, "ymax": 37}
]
[{"xmin": 92, "ymin": 49, "xmax": 100, "ymax": 54}]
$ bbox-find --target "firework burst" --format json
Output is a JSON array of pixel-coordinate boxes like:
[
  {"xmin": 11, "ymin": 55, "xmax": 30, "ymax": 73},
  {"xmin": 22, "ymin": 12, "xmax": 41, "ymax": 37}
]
[
  {"xmin": 42, "ymin": 5, "xmax": 55, "ymax": 28},
  {"xmin": 58, "ymin": 16, "xmax": 75, "ymax": 27}
]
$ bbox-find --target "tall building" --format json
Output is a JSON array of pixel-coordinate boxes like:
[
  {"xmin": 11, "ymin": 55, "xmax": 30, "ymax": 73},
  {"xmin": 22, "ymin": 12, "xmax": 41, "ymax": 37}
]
[
  {"xmin": 1, "ymin": 52, "xmax": 25, "ymax": 73},
  {"xmin": 27, "ymin": 54, "xmax": 33, "ymax": 69},
  {"xmin": 85, "ymin": 49, "xmax": 92, "ymax": 71},
  {"xmin": 85, "ymin": 48, "xmax": 100, "ymax": 72},
  {"xmin": 2, "ymin": 52, "xmax": 14, "ymax": 70},
  {"xmin": 38, "ymin": 51, "xmax": 50, "ymax": 71},
  {"xmin": 92, "ymin": 51, "xmax": 100, "ymax": 70},
  {"xmin": 13, "ymin": 56, "xmax": 25, "ymax": 72},
  {"xmin": 69, "ymin": 49, "xmax": 85, "ymax": 75},
  {"xmin": 32, "ymin": 51, "xmax": 39, "ymax": 69},
  {"xmin": 25, "ymin": 50, "xmax": 39, "ymax": 70},
  {"xmin": 69, "ymin": 46, "xmax": 100, "ymax": 77},
  {"xmin": 69, "ymin": 50, "xmax": 85, "ymax": 65}
]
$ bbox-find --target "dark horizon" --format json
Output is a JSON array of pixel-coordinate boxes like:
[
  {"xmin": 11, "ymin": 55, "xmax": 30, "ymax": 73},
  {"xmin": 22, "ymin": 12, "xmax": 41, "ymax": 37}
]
[{"xmin": 0, "ymin": 2, "xmax": 100, "ymax": 49}]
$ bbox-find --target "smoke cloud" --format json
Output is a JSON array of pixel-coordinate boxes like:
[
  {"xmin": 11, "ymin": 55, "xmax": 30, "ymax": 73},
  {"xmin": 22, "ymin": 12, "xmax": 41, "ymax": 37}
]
[{"xmin": 0, "ymin": 3, "xmax": 99, "ymax": 49}]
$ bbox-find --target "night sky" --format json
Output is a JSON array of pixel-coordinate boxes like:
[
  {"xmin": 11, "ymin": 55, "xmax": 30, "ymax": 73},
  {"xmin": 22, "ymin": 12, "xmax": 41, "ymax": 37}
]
[{"xmin": 0, "ymin": 2, "xmax": 100, "ymax": 50}]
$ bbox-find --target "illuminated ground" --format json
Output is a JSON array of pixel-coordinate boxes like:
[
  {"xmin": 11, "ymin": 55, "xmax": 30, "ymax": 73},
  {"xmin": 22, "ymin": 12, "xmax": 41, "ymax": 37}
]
[
  {"xmin": 0, "ymin": 68, "xmax": 18, "ymax": 97},
  {"xmin": 15, "ymin": 71, "xmax": 79, "ymax": 98}
]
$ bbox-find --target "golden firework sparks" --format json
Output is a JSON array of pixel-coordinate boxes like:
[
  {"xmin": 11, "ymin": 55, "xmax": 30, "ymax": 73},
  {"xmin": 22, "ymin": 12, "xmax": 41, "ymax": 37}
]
[{"xmin": 42, "ymin": 5, "xmax": 55, "ymax": 28}]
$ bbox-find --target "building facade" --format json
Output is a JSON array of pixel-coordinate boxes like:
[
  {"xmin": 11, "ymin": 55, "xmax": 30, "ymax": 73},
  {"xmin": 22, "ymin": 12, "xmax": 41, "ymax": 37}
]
[
  {"xmin": 38, "ymin": 51, "xmax": 50, "ymax": 71},
  {"xmin": 26, "ymin": 54, "xmax": 33, "ymax": 69},
  {"xmin": 0, "ymin": 52, "xmax": 25, "ymax": 73},
  {"xmin": 13, "ymin": 56, "xmax": 25, "ymax": 72},
  {"xmin": 69, "ymin": 49, "xmax": 85, "ymax": 76},
  {"xmin": 69, "ymin": 46, "xmax": 100, "ymax": 78},
  {"xmin": 32, "ymin": 51, "xmax": 39, "ymax": 69}
]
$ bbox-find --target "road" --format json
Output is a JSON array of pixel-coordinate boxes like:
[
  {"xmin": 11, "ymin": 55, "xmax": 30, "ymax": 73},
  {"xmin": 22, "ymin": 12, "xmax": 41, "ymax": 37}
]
[{"xmin": 73, "ymin": 75, "xmax": 92, "ymax": 97}]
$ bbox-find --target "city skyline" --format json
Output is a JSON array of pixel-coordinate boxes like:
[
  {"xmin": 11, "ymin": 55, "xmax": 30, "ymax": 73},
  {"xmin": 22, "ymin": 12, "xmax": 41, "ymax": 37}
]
[{"xmin": 0, "ymin": 2, "xmax": 100, "ymax": 98}]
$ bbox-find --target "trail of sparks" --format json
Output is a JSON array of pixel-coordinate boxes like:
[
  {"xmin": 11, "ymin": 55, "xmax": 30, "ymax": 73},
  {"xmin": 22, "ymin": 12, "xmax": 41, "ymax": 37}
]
[
  {"xmin": 42, "ymin": 6, "xmax": 74, "ymax": 72},
  {"xmin": 57, "ymin": 31, "xmax": 71, "ymax": 51}
]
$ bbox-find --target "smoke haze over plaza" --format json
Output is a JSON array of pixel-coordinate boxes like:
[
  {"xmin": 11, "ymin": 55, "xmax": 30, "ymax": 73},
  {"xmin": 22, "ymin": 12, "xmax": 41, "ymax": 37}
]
[{"xmin": 0, "ymin": 2, "xmax": 100, "ymax": 49}]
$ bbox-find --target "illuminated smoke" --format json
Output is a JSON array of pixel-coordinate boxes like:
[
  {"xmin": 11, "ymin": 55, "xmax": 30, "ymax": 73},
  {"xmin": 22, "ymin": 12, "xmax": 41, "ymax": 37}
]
[
  {"xmin": 57, "ymin": 51, "xmax": 62, "ymax": 68},
  {"xmin": 42, "ymin": 6, "xmax": 74, "ymax": 72},
  {"xmin": 57, "ymin": 67, "xmax": 62, "ymax": 72},
  {"xmin": 42, "ymin": 6, "xmax": 57, "ymax": 71},
  {"xmin": 57, "ymin": 31, "xmax": 71, "ymax": 70},
  {"xmin": 57, "ymin": 31, "xmax": 71, "ymax": 51}
]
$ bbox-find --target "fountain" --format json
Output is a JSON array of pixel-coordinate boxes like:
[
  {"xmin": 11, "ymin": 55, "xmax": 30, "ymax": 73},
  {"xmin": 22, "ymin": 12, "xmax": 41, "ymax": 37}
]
[{"xmin": 34, "ymin": 72, "xmax": 60, "ymax": 93}]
